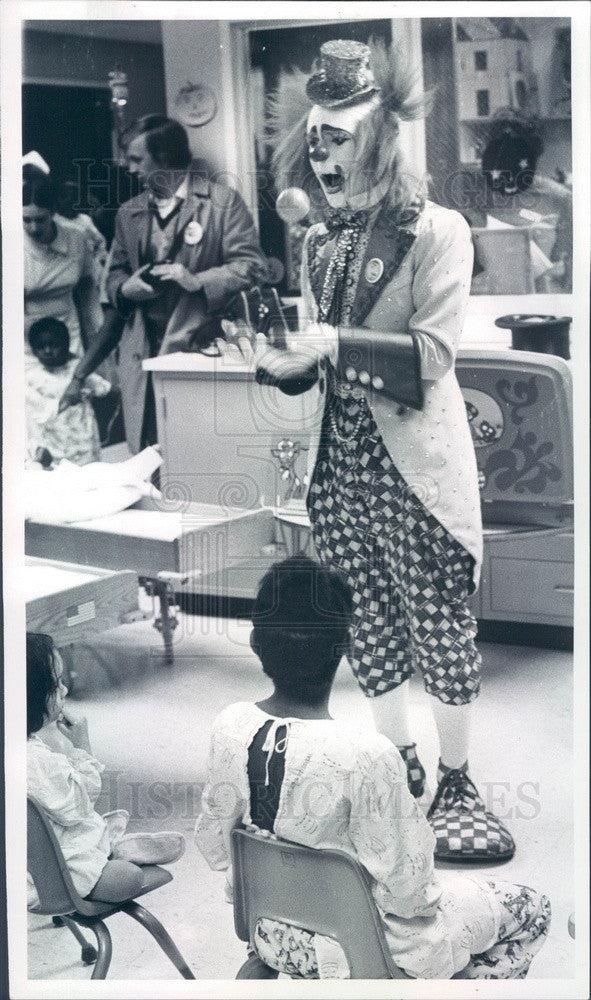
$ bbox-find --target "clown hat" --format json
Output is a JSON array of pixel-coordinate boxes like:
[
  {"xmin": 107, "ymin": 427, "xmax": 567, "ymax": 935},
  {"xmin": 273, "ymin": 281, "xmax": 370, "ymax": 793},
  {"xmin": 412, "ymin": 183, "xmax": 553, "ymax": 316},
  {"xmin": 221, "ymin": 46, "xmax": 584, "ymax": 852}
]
[{"xmin": 306, "ymin": 40, "xmax": 380, "ymax": 108}]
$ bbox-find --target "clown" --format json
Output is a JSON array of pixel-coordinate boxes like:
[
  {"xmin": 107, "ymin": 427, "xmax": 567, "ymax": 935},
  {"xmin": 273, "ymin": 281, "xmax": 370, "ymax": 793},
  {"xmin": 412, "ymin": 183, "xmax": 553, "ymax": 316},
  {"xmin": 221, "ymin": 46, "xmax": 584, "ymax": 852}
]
[{"xmin": 250, "ymin": 39, "xmax": 515, "ymax": 862}]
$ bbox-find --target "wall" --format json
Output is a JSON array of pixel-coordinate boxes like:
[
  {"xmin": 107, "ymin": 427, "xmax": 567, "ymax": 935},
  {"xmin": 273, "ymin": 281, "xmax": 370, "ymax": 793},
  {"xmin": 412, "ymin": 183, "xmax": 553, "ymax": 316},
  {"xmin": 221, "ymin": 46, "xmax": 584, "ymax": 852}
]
[
  {"xmin": 23, "ymin": 28, "xmax": 167, "ymax": 126},
  {"xmin": 162, "ymin": 21, "xmax": 237, "ymax": 181}
]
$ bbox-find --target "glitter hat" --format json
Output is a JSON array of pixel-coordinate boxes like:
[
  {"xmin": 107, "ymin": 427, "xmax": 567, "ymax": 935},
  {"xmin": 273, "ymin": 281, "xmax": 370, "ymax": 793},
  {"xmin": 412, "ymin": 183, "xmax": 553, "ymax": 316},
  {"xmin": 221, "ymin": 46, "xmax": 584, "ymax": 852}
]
[{"xmin": 305, "ymin": 40, "xmax": 380, "ymax": 108}]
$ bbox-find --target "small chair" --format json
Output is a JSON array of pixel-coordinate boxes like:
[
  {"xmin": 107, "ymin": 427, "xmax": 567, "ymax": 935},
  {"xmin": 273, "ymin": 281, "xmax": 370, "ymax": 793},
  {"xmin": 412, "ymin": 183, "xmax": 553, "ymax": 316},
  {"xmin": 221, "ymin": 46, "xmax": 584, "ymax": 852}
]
[
  {"xmin": 27, "ymin": 796, "xmax": 196, "ymax": 980},
  {"xmin": 231, "ymin": 827, "xmax": 412, "ymax": 980}
]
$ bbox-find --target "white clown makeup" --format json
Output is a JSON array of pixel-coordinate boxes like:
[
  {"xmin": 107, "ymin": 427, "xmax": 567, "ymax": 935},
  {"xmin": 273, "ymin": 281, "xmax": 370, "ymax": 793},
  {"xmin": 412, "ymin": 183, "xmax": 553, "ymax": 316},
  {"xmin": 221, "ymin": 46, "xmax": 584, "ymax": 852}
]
[{"xmin": 307, "ymin": 98, "xmax": 381, "ymax": 209}]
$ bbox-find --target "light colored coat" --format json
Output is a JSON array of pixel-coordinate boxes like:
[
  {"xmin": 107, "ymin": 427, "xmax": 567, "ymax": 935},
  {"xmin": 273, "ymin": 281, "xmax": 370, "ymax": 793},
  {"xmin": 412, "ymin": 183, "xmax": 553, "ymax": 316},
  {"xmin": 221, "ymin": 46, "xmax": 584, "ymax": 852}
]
[
  {"xmin": 107, "ymin": 170, "xmax": 266, "ymax": 454},
  {"xmin": 298, "ymin": 200, "xmax": 483, "ymax": 585}
]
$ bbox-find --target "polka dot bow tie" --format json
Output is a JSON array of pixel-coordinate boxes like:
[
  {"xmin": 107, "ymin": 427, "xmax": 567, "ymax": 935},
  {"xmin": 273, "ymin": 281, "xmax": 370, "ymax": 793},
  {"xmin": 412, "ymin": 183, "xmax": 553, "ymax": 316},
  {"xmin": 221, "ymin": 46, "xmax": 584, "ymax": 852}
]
[{"xmin": 325, "ymin": 209, "xmax": 369, "ymax": 233}]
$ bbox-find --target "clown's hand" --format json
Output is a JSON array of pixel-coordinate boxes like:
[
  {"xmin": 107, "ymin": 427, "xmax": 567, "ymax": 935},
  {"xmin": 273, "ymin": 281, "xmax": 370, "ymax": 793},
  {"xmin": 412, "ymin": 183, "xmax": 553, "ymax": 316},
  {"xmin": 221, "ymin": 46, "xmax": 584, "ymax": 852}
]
[
  {"xmin": 255, "ymin": 332, "xmax": 323, "ymax": 396},
  {"xmin": 292, "ymin": 322, "xmax": 339, "ymax": 365},
  {"xmin": 214, "ymin": 318, "xmax": 256, "ymax": 365}
]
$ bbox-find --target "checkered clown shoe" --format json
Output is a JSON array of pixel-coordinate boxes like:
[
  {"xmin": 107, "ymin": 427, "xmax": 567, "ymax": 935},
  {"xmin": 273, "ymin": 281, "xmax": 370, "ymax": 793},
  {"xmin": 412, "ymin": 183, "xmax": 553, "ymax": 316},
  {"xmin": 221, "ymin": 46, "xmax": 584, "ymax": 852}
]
[
  {"xmin": 427, "ymin": 768, "xmax": 515, "ymax": 862},
  {"xmin": 397, "ymin": 744, "xmax": 426, "ymax": 799}
]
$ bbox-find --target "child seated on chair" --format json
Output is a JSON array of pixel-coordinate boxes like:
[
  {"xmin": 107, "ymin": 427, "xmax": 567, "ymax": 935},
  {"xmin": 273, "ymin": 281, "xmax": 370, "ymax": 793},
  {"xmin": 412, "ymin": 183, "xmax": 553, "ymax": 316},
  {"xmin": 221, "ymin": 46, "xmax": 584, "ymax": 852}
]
[
  {"xmin": 25, "ymin": 317, "xmax": 110, "ymax": 469},
  {"xmin": 194, "ymin": 556, "xmax": 551, "ymax": 980},
  {"xmin": 27, "ymin": 633, "xmax": 185, "ymax": 907}
]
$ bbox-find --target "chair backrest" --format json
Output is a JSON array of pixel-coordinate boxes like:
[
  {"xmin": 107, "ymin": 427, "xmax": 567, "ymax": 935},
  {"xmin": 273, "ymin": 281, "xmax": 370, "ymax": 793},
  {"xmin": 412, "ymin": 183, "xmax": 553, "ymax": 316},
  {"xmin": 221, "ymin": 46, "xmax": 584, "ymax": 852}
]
[
  {"xmin": 231, "ymin": 828, "xmax": 411, "ymax": 980},
  {"xmin": 27, "ymin": 795, "xmax": 89, "ymax": 916}
]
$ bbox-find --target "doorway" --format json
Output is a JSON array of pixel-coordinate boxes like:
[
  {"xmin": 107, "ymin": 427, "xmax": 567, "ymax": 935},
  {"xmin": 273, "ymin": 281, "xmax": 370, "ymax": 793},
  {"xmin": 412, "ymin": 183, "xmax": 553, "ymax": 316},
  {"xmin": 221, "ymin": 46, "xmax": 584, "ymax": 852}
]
[{"xmin": 22, "ymin": 83, "xmax": 114, "ymax": 191}]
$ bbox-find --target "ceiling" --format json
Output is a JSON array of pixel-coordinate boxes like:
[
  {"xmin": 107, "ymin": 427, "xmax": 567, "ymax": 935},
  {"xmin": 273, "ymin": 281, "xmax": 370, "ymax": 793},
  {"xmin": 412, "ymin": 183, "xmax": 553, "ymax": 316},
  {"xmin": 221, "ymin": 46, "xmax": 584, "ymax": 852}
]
[{"xmin": 23, "ymin": 20, "xmax": 163, "ymax": 44}]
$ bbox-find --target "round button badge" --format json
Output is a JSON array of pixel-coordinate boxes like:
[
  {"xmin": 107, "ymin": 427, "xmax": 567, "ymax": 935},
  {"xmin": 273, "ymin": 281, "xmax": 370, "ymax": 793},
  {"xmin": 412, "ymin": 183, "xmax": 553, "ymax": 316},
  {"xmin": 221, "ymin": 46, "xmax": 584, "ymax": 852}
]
[
  {"xmin": 365, "ymin": 257, "xmax": 384, "ymax": 284},
  {"xmin": 184, "ymin": 221, "xmax": 203, "ymax": 246}
]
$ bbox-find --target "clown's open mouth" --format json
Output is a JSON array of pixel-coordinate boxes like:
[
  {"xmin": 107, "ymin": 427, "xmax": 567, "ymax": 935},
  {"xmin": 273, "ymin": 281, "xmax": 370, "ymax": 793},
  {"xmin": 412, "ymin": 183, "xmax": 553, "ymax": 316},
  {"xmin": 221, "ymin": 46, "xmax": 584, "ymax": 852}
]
[{"xmin": 321, "ymin": 171, "xmax": 344, "ymax": 194}]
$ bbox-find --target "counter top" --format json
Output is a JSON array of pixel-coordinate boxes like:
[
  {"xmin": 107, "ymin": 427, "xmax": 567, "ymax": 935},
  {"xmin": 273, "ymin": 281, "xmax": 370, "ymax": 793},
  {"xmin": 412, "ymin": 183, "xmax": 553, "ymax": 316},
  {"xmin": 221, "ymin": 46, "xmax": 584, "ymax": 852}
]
[{"xmin": 143, "ymin": 352, "xmax": 252, "ymax": 376}]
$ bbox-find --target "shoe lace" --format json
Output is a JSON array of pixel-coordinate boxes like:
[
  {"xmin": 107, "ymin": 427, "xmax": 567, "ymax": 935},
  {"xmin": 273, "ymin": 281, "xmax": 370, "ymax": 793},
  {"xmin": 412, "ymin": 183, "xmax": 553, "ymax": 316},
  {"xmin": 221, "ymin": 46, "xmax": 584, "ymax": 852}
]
[{"xmin": 429, "ymin": 768, "xmax": 481, "ymax": 816}]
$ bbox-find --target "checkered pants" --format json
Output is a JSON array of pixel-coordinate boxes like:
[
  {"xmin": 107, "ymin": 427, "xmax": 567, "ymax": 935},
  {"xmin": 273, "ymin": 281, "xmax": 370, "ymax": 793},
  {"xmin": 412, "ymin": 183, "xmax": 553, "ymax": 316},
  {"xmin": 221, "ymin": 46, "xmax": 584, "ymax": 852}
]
[{"xmin": 306, "ymin": 389, "xmax": 481, "ymax": 703}]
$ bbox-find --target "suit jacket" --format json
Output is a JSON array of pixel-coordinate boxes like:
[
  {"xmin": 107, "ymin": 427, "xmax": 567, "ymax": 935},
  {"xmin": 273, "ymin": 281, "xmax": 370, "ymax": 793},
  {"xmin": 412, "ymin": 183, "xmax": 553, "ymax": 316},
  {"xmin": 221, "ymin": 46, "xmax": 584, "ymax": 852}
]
[
  {"xmin": 106, "ymin": 167, "xmax": 266, "ymax": 453},
  {"xmin": 298, "ymin": 199, "xmax": 483, "ymax": 586}
]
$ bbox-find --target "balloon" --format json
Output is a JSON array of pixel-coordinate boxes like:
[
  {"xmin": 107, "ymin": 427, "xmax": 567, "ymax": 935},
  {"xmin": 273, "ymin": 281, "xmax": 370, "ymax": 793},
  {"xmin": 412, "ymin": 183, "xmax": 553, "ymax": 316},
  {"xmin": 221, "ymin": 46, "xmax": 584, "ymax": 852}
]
[{"xmin": 276, "ymin": 187, "xmax": 311, "ymax": 223}]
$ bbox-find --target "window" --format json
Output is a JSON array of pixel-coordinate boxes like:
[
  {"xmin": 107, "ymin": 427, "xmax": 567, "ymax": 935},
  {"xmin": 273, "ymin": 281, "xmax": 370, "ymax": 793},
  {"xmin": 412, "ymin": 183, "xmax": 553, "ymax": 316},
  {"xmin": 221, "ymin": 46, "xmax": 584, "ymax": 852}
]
[
  {"xmin": 475, "ymin": 50, "xmax": 487, "ymax": 71},
  {"xmin": 476, "ymin": 89, "xmax": 490, "ymax": 117}
]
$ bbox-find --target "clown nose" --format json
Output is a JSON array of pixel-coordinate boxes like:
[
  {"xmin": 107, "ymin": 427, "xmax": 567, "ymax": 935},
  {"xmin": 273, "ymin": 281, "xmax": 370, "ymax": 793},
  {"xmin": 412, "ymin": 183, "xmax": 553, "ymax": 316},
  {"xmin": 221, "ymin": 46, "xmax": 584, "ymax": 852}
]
[{"xmin": 276, "ymin": 187, "xmax": 311, "ymax": 224}]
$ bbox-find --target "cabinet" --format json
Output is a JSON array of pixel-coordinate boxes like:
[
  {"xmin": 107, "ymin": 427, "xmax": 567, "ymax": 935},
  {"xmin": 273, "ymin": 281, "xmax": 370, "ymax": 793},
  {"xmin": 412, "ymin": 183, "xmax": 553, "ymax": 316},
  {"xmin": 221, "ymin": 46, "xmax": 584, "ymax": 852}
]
[
  {"xmin": 144, "ymin": 352, "xmax": 317, "ymax": 511},
  {"xmin": 475, "ymin": 527, "xmax": 573, "ymax": 625}
]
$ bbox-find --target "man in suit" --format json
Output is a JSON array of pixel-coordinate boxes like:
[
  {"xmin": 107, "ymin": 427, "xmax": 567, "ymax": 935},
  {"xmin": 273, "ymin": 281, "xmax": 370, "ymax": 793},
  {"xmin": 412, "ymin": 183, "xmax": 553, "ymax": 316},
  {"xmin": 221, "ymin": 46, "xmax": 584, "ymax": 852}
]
[{"xmin": 62, "ymin": 115, "xmax": 266, "ymax": 454}]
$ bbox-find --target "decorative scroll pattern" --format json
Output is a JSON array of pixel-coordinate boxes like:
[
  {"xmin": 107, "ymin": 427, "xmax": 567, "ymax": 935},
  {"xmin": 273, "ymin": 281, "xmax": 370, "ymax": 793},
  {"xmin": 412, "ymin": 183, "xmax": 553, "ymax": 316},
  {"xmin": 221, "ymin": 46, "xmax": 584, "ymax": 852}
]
[
  {"xmin": 483, "ymin": 429, "xmax": 562, "ymax": 495},
  {"xmin": 496, "ymin": 375, "xmax": 538, "ymax": 426}
]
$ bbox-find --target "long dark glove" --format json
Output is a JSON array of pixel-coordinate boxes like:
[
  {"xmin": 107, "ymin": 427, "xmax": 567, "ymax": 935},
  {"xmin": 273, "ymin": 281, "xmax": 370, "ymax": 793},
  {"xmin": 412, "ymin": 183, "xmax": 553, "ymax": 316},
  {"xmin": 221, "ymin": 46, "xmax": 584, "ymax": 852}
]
[
  {"xmin": 335, "ymin": 327, "xmax": 423, "ymax": 410},
  {"xmin": 255, "ymin": 350, "xmax": 319, "ymax": 396}
]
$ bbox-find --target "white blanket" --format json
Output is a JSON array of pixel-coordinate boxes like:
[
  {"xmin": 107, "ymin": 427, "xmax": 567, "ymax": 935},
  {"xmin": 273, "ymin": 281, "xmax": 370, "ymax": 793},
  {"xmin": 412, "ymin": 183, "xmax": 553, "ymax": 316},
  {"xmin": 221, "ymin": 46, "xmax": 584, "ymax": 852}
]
[{"xmin": 25, "ymin": 447, "xmax": 162, "ymax": 524}]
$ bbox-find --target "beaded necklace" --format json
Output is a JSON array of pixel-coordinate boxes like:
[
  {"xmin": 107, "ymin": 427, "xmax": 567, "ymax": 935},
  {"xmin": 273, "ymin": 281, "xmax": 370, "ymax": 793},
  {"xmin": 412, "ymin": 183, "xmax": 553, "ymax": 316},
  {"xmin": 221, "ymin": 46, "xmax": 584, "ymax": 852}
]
[{"xmin": 317, "ymin": 216, "xmax": 369, "ymax": 448}]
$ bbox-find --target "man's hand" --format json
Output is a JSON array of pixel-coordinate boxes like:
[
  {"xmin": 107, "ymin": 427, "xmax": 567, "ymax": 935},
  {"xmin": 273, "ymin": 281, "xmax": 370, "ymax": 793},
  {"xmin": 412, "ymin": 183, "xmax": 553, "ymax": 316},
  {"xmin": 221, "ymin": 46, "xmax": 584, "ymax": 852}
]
[
  {"xmin": 58, "ymin": 377, "xmax": 84, "ymax": 413},
  {"xmin": 120, "ymin": 265, "xmax": 158, "ymax": 302},
  {"xmin": 150, "ymin": 263, "xmax": 202, "ymax": 293}
]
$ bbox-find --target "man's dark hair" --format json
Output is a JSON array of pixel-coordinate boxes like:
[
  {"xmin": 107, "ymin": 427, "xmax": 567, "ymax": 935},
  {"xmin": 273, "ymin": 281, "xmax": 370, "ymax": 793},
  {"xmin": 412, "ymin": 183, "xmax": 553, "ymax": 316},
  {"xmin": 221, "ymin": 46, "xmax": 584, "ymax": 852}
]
[
  {"xmin": 28, "ymin": 317, "xmax": 70, "ymax": 352},
  {"xmin": 252, "ymin": 555, "xmax": 353, "ymax": 704},
  {"xmin": 125, "ymin": 115, "xmax": 192, "ymax": 170},
  {"xmin": 22, "ymin": 173, "xmax": 56, "ymax": 212},
  {"xmin": 27, "ymin": 633, "xmax": 58, "ymax": 737}
]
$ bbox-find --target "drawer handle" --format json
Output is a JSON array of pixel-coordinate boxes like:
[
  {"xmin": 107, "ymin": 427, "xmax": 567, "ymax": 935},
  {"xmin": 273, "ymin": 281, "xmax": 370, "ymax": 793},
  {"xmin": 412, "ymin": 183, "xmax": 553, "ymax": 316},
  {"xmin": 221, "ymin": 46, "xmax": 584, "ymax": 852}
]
[{"xmin": 554, "ymin": 585, "xmax": 574, "ymax": 594}]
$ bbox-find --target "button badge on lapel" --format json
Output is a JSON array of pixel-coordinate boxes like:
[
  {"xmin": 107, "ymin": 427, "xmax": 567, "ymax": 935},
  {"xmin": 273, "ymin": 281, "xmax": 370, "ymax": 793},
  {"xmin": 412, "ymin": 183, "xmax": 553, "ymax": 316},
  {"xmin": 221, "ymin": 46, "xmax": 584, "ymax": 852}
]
[
  {"xmin": 365, "ymin": 257, "xmax": 384, "ymax": 284},
  {"xmin": 184, "ymin": 221, "xmax": 203, "ymax": 246}
]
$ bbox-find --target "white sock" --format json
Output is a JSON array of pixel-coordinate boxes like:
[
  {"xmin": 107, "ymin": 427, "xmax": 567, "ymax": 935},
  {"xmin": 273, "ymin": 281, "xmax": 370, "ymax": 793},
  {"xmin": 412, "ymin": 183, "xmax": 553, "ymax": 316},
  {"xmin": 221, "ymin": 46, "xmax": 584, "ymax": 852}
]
[
  {"xmin": 370, "ymin": 680, "xmax": 413, "ymax": 747},
  {"xmin": 432, "ymin": 699, "xmax": 471, "ymax": 771}
]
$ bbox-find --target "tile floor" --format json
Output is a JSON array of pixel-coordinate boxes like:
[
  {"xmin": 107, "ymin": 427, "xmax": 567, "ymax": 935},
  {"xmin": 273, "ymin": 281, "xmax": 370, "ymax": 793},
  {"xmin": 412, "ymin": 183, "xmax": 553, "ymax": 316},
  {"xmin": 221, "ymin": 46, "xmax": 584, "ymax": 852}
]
[{"xmin": 28, "ymin": 605, "xmax": 576, "ymax": 981}]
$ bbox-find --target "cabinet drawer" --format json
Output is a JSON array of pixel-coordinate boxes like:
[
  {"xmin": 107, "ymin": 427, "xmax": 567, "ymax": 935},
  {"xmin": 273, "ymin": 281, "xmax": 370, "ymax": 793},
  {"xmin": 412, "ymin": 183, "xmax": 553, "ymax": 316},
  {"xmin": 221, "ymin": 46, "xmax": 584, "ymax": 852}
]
[{"xmin": 489, "ymin": 557, "xmax": 573, "ymax": 621}]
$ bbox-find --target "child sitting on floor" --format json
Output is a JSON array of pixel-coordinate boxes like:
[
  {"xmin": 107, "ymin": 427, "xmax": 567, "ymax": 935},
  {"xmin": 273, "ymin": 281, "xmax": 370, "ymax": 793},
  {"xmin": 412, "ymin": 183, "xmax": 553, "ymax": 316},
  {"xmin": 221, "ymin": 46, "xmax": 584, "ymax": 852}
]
[
  {"xmin": 195, "ymin": 555, "xmax": 551, "ymax": 980},
  {"xmin": 25, "ymin": 317, "xmax": 110, "ymax": 469},
  {"xmin": 27, "ymin": 633, "xmax": 185, "ymax": 907}
]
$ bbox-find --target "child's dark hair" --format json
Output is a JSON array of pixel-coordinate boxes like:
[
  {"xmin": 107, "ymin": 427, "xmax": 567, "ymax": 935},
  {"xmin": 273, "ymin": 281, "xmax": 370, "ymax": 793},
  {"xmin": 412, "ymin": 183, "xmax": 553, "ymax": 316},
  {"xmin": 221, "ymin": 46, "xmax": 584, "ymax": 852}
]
[
  {"xmin": 28, "ymin": 317, "xmax": 70, "ymax": 353},
  {"xmin": 27, "ymin": 632, "xmax": 59, "ymax": 737},
  {"xmin": 252, "ymin": 555, "xmax": 353, "ymax": 703}
]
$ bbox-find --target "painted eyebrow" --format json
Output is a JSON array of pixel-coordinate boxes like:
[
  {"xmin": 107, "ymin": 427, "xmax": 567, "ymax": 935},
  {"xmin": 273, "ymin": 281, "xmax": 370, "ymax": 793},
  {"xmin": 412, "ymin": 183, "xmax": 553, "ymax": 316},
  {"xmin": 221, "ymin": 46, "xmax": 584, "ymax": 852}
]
[
  {"xmin": 322, "ymin": 126, "xmax": 352, "ymax": 137},
  {"xmin": 307, "ymin": 125, "xmax": 353, "ymax": 141}
]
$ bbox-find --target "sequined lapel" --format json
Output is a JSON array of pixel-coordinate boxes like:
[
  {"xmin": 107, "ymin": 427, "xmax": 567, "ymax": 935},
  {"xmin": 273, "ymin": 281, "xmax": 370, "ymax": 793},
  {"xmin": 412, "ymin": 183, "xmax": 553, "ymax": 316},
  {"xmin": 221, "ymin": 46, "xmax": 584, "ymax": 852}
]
[
  {"xmin": 307, "ymin": 228, "xmax": 334, "ymax": 313},
  {"xmin": 349, "ymin": 209, "xmax": 416, "ymax": 327}
]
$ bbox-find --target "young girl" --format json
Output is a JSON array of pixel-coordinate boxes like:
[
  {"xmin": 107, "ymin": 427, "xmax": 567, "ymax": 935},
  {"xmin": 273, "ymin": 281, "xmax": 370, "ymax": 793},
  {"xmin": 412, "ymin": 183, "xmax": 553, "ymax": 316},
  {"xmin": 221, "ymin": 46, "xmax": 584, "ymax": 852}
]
[
  {"xmin": 25, "ymin": 317, "xmax": 110, "ymax": 468},
  {"xmin": 195, "ymin": 556, "xmax": 551, "ymax": 980},
  {"xmin": 27, "ymin": 633, "xmax": 185, "ymax": 907}
]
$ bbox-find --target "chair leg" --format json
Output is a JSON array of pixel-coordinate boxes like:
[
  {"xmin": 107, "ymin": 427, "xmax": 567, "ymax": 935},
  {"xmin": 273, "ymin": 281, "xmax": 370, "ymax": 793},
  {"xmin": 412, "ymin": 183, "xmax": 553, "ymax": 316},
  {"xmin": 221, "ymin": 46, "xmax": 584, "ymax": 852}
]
[
  {"xmin": 122, "ymin": 901, "xmax": 196, "ymax": 979},
  {"xmin": 60, "ymin": 916, "xmax": 98, "ymax": 965},
  {"xmin": 236, "ymin": 954, "xmax": 280, "ymax": 979},
  {"xmin": 88, "ymin": 920, "xmax": 113, "ymax": 980}
]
